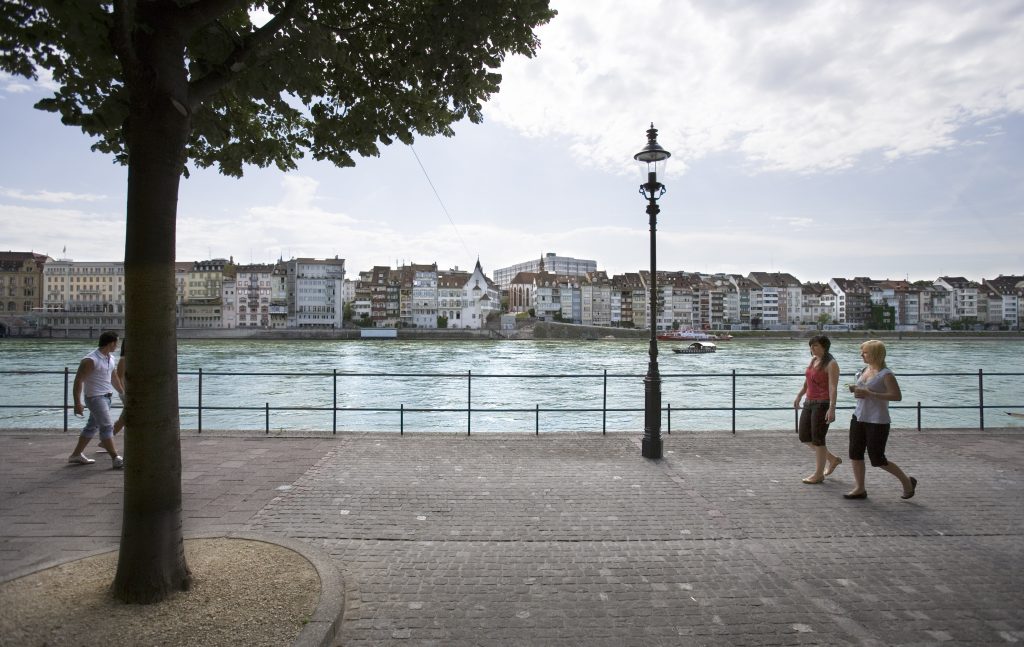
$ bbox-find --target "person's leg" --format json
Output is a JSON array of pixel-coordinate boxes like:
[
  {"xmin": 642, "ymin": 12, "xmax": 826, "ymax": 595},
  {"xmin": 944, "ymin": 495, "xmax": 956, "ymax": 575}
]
[
  {"xmin": 880, "ymin": 462, "xmax": 912, "ymax": 494},
  {"xmin": 850, "ymin": 460, "xmax": 866, "ymax": 493},
  {"xmin": 113, "ymin": 393, "xmax": 125, "ymax": 435},
  {"xmin": 803, "ymin": 405, "xmax": 828, "ymax": 483},
  {"xmin": 69, "ymin": 398, "xmax": 100, "ymax": 463},
  {"xmin": 798, "ymin": 406, "xmax": 824, "ymax": 483},
  {"xmin": 92, "ymin": 395, "xmax": 121, "ymax": 466},
  {"xmin": 70, "ymin": 435, "xmax": 92, "ymax": 458},
  {"xmin": 846, "ymin": 417, "xmax": 867, "ymax": 496},
  {"xmin": 824, "ymin": 422, "xmax": 842, "ymax": 476}
]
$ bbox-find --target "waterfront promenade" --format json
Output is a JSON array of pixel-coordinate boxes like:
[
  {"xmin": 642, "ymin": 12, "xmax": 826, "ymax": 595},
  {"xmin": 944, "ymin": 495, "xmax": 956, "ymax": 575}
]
[{"xmin": 1, "ymin": 427, "xmax": 1021, "ymax": 645}]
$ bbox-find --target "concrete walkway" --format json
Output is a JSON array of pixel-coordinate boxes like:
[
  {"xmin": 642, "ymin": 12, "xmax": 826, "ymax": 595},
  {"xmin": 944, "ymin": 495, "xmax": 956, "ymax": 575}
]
[{"xmin": 1, "ymin": 428, "xmax": 1021, "ymax": 646}]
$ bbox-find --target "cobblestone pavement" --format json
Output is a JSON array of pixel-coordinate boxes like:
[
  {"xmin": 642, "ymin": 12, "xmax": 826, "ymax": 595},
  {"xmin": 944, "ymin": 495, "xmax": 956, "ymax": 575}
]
[{"xmin": 1, "ymin": 428, "xmax": 1021, "ymax": 646}]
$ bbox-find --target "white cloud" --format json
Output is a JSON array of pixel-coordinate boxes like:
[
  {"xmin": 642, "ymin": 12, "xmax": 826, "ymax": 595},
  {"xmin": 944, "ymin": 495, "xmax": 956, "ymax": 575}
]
[
  {"xmin": 0, "ymin": 187, "xmax": 106, "ymax": 203},
  {"xmin": 489, "ymin": 0, "xmax": 1024, "ymax": 176},
  {"xmin": 0, "ymin": 203, "xmax": 123, "ymax": 259},
  {"xmin": 1, "ymin": 69, "xmax": 58, "ymax": 94}
]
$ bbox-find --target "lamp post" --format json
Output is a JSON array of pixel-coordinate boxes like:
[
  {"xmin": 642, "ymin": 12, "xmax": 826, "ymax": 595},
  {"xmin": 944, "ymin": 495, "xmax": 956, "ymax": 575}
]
[{"xmin": 634, "ymin": 123, "xmax": 671, "ymax": 459}]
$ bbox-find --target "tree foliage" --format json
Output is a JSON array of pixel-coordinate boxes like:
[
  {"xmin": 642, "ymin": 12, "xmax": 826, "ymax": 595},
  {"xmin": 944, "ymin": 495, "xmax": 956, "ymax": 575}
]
[{"xmin": 2, "ymin": 0, "xmax": 555, "ymax": 175}]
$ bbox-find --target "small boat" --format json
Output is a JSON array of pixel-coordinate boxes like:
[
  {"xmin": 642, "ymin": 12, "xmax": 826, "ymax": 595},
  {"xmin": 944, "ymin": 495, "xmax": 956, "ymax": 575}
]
[{"xmin": 672, "ymin": 341, "xmax": 717, "ymax": 354}]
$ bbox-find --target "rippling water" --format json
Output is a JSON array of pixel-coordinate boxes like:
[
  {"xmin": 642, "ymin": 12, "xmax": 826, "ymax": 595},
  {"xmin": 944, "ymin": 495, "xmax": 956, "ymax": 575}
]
[{"xmin": 2, "ymin": 338, "xmax": 1022, "ymax": 432}]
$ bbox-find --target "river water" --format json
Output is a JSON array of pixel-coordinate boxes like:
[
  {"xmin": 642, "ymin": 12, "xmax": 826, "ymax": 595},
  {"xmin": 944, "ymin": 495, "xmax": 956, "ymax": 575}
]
[{"xmin": 2, "ymin": 338, "xmax": 1021, "ymax": 432}]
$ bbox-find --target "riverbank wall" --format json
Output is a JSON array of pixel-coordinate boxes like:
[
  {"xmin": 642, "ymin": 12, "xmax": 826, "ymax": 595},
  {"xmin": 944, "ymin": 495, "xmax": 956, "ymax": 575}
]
[{"xmin": 5, "ymin": 322, "xmax": 1022, "ymax": 342}]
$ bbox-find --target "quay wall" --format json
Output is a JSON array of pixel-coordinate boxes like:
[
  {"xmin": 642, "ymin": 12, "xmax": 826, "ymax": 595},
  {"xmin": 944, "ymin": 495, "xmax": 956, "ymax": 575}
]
[{"xmin": 4, "ymin": 322, "xmax": 1022, "ymax": 342}]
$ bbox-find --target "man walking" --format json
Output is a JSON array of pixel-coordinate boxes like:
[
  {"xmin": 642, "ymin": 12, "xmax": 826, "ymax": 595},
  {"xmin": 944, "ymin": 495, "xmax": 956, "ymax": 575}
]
[{"xmin": 68, "ymin": 330, "xmax": 125, "ymax": 469}]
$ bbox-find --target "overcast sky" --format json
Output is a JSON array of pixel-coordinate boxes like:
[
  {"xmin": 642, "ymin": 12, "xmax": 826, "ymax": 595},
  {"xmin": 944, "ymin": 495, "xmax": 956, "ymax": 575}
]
[{"xmin": 2, "ymin": 0, "xmax": 1022, "ymax": 283}]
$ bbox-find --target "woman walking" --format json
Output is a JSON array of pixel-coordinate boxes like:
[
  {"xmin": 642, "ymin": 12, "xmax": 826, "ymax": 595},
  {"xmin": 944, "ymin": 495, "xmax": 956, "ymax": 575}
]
[
  {"xmin": 844, "ymin": 339, "xmax": 917, "ymax": 500},
  {"xmin": 793, "ymin": 335, "xmax": 843, "ymax": 484}
]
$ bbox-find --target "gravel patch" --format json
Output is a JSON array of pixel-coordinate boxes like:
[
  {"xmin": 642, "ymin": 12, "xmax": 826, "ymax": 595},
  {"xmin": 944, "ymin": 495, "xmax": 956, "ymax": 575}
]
[{"xmin": 0, "ymin": 538, "xmax": 319, "ymax": 647}]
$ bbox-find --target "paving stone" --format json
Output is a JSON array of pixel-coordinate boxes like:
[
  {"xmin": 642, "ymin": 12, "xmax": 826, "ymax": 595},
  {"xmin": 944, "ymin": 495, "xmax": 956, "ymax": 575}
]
[{"xmin": 0, "ymin": 429, "xmax": 1021, "ymax": 646}]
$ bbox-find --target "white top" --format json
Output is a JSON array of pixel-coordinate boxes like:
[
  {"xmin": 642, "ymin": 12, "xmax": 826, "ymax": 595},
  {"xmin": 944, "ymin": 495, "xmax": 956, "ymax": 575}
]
[
  {"xmin": 82, "ymin": 348, "xmax": 117, "ymax": 398},
  {"xmin": 853, "ymin": 367, "xmax": 893, "ymax": 425}
]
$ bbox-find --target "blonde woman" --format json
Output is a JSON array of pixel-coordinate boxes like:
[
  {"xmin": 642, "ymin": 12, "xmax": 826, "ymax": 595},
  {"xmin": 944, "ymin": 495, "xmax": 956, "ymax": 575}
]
[{"xmin": 844, "ymin": 340, "xmax": 917, "ymax": 500}]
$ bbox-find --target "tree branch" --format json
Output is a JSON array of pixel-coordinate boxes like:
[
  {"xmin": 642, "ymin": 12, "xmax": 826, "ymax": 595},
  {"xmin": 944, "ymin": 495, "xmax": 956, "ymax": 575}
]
[
  {"xmin": 109, "ymin": 0, "xmax": 140, "ymax": 79},
  {"xmin": 186, "ymin": 0, "xmax": 306, "ymax": 108}
]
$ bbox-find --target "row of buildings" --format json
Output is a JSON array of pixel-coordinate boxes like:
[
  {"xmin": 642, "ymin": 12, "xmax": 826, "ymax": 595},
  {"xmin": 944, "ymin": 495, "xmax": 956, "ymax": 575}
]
[{"xmin": 1, "ymin": 250, "xmax": 1021, "ymax": 333}]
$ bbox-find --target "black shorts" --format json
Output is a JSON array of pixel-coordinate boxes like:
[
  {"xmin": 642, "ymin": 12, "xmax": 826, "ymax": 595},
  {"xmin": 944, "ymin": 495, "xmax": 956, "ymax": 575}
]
[
  {"xmin": 798, "ymin": 401, "xmax": 830, "ymax": 446},
  {"xmin": 849, "ymin": 415, "xmax": 890, "ymax": 466}
]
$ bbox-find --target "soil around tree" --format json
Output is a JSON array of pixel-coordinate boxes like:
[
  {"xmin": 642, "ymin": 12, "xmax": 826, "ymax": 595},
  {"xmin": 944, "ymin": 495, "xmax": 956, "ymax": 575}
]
[{"xmin": 0, "ymin": 537, "xmax": 320, "ymax": 647}]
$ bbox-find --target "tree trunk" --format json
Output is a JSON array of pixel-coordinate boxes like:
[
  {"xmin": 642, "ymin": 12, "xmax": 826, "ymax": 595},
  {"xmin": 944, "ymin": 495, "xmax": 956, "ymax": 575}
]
[{"xmin": 111, "ymin": 20, "xmax": 193, "ymax": 604}]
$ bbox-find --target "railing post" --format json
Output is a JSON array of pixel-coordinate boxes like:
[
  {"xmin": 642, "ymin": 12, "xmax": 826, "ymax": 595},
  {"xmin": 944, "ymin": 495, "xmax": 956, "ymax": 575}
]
[
  {"xmin": 333, "ymin": 368, "xmax": 337, "ymax": 434},
  {"xmin": 731, "ymin": 369, "xmax": 737, "ymax": 434},
  {"xmin": 535, "ymin": 404, "xmax": 539, "ymax": 435},
  {"xmin": 400, "ymin": 403, "xmax": 404, "ymax": 435},
  {"xmin": 198, "ymin": 367, "xmax": 203, "ymax": 434},
  {"xmin": 602, "ymin": 369, "xmax": 607, "ymax": 435},
  {"xmin": 667, "ymin": 402, "xmax": 671, "ymax": 434},
  {"xmin": 917, "ymin": 401, "xmax": 921, "ymax": 431},
  {"xmin": 265, "ymin": 402, "xmax": 269, "ymax": 434},
  {"xmin": 467, "ymin": 369, "xmax": 471, "ymax": 436},
  {"xmin": 978, "ymin": 369, "xmax": 984, "ymax": 430},
  {"xmin": 63, "ymin": 367, "xmax": 69, "ymax": 432}
]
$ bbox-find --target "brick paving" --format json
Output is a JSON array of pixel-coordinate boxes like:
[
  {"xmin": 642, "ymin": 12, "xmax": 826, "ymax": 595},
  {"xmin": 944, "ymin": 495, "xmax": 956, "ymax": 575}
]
[{"xmin": 1, "ymin": 428, "xmax": 1021, "ymax": 646}]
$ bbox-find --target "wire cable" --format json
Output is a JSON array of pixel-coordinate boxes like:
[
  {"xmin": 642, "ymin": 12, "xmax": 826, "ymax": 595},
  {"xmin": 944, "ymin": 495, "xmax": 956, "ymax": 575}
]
[{"xmin": 409, "ymin": 145, "xmax": 472, "ymax": 260}]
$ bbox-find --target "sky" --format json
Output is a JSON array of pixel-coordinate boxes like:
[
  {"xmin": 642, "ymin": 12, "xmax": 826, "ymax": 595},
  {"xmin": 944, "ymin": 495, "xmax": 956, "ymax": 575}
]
[{"xmin": 1, "ymin": 0, "xmax": 1023, "ymax": 284}]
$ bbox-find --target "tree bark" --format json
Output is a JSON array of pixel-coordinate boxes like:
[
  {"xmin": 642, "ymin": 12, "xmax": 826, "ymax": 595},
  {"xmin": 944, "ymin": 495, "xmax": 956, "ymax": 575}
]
[{"xmin": 111, "ymin": 16, "xmax": 193, "ymax": 604}]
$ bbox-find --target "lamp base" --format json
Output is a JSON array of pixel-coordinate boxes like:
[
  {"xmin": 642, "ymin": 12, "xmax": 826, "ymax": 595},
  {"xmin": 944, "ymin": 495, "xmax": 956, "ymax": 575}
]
[{"xmin": 641, "ymin": 436, "xmax": 663, "ymax": 459}]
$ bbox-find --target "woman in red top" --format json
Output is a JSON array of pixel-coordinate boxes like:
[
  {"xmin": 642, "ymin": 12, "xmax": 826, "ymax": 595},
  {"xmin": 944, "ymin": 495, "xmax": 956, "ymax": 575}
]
[{"xmin": 793, "ymin": 335, "xmax": 842, "ymax": 484}]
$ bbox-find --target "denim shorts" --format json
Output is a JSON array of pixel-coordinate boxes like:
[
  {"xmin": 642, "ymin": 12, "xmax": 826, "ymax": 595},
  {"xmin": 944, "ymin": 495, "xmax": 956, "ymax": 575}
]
[{"xmin": 81, "ymin": 393, "xmax": 114, "ymax": 440}]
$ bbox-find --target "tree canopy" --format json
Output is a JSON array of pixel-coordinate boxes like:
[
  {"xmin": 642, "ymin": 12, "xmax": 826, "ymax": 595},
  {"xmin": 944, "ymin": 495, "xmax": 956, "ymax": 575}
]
[{"xmin": 2, "ymin": 0, "xmax": 555, "ymax": 175}]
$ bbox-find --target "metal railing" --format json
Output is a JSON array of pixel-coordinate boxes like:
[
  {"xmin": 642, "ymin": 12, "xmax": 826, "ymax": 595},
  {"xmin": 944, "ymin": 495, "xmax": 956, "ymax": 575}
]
[{"xmin": 1, "ymin": 368, "xmax": 1021, "ymax": 434}]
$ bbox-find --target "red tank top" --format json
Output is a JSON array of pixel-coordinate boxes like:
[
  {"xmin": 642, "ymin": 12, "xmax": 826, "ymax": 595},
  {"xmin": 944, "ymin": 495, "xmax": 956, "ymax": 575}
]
[{"xmin": 805, "ymin": 363, "xmax": 830, "ymax": 400}]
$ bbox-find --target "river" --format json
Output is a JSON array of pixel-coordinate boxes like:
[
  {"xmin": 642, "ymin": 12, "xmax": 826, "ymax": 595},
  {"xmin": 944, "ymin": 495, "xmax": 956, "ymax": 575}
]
[{"xmin": 1, "ymin": 338, "xmax": 1021, "ymax": 432}]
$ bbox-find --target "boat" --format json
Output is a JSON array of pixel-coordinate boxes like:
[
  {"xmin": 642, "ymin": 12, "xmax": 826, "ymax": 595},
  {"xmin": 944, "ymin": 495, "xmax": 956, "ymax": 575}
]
[
  {"xmin": 672, "ymin": 341, "xmax": 717, "ymax": 354},
  {"xmin": 657, "ymin": 329, "xmax": 732, "ymax": 342}
]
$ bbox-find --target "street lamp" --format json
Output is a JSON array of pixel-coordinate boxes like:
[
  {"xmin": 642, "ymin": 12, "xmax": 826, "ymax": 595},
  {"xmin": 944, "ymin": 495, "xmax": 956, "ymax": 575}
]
[{"xmin": 634, "ymin": 123, "xmax": 671, "ymax": 459}]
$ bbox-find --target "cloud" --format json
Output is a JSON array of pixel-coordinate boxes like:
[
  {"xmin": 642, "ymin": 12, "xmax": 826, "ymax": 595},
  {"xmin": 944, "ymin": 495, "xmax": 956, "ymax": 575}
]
[
  {"xmin": 489, "ymin": 0, "xmax": 1024, "ymax": 176},
  {"xmin": 0, "ymin": 203, "xmax": 124, "ymax": 259},
  {"xmin": 1, "ymin": 69, "xmax": 58, "ymax": 94},
  {"xmin": 0, "ymin": 187, "xmax": 106, "ymax": 203}
]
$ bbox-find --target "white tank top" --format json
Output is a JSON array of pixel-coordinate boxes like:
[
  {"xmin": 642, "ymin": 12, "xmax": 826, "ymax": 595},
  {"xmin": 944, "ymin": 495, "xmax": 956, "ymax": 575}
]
[{"xmin": 82, "ymin": 348, "xmax": 117, "ymax": 397}]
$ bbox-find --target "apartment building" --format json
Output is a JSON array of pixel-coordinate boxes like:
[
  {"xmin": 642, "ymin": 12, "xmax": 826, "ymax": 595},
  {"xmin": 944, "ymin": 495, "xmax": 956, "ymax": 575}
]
[
  {"xmin": 270, "ymin": 262, "xmax": 289, "ymax": 328},
  {"xmin": 935, "ymin": 276, "xmax": 979, "ymax": 321},
  {"xmin": 181, "ymin": 258, "xmax": 231, "ymax": 328},
  {"xmin": 234, "ymin": 263, "xmax": 275, "ymax": 328},
  {"xmin": 799, "ymin": 282, "xmax": 832, "ymax": 324},
  {"xmin": 41, "ymin": 259, "xmax": 125, "ymax": 331},
  {"xmin": 0, "ymin": 251, "xmax": 49, "ymax": 321},
  {"xmin": 580, "ymin": 271, "xmax": 612, "ymax": 326},
  {"xmin": 492, "ymin": 252, "xmax": 597, "ymax": 289},
  {"xmin": 981, "ymin": 275, "xmax": 1023, "ymax": 328},
  {"xmin": 286, "ymin": 257, "xmax": 345, "ymax": 328},
  {"xmin": 748, "ymin": 272, "xmax": 802, "ymax": 326}
]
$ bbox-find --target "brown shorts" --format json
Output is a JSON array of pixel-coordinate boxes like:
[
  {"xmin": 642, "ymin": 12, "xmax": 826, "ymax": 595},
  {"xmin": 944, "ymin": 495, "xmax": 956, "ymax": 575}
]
[{"xmin": 798, "ymin": 401, "xmax": 830, "ymax": 446}]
